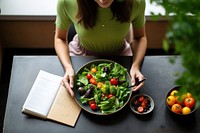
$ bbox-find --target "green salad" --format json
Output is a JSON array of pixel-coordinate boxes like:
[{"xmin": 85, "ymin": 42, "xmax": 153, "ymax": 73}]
[{"xmin": 76, "ymin": 62, "xmax": 131, "ymax": 114}]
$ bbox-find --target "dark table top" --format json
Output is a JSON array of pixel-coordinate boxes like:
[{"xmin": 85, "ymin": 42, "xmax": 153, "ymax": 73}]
[{"xmin": 3, "ymin": 55, "xmax": 200, "ymax": 133}]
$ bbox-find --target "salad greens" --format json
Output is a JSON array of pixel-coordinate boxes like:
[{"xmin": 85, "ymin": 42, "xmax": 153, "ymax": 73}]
[{"xmin": 76, "ymin": 62, "xmax": 131, "ymax": 114}]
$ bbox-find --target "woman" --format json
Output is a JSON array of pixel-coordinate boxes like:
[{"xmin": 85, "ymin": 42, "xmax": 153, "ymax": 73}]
[{"xmin": 54, "ymin": 0, "xmax": 147, "ymax": 97}]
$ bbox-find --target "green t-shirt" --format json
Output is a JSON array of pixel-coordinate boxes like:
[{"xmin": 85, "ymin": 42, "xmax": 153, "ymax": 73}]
[{"xmin": 56, "ymin": 0, "xmax": 146, "ymax": 53}]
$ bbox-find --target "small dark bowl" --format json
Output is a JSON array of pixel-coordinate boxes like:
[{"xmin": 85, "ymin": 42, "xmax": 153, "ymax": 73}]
[
  {"xmin": 166, "ymin": 86, "xmax": 197, "ymax": 116},
  {"xmin": 130, "ymin": 94, "xmax": 154, "ymax": 115}
]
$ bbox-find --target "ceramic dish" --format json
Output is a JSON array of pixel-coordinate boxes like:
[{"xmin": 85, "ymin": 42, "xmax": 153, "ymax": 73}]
[
  {"xmin": 74, "ymin": 59, "xmax": 132, "ymax": 115},
  {"xmin": 166, "ymin": 86, "xmax": 196, "ymax": 116},
  {"xmin": 130, "ymin": 94, "xmax": 154, "ymax": 115}
]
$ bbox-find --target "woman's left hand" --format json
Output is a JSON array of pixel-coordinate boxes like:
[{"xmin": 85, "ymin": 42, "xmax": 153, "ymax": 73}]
[{"xmin": 130, "ymin": 67, "xmax": 145, "ymax": 91}]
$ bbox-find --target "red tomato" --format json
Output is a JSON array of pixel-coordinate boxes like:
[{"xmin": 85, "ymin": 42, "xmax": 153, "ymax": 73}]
[
  {"xmin": 90, "ymin": 103, "xmax": 97, "ymax": 111},
  {"xmin": 137, "ymin": 106, "xmax": 144, "ymax": 113},
  {"xmin": 86, "ymin": 73, "xmax": 92, "ymax": 79},
  {"xmin": 134, "ymin": 99, "xmax": 139, "ymax": 105},
  {"xmin": 110, "ymin": 78, "xmax": 118, "ymax": 85},
  {"xmin": 184, "ymin": 97, "xmax": 195, "ymax": 108},
  {"xmin": 143, "ymin": 98, "xmax": 148, "ymax": 104},
  {"xmin": 108, "ymin": 94, "xmax": 114, "ymax": 99},
  {"xmin": 138, "ymin": 96, "xmax": 144, "ymax": 102},
  {"xmin": 89, "ymin": 78, "xmax": 97, "ymax": 85},
  {"xmin": 101, "ymin": 93, "xmax": 107, "ymax": 98},
  {"xmin": 141, "ymin": 101, "xmax": 147, "ymax": 108},
  {"xmin": 88, "ymin": 100, "xmax": 95, "ymax": 106}
]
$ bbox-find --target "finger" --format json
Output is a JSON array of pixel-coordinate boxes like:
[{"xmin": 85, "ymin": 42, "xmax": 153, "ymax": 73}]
[
  {"xmin": 131, "ymin": 75, "xmax": 136, "ymax": 86},
  {"xmin": 69, "ymin": 75, "xmax": 74, "ymax": 88},
  {"xmin": 68, "ymin": 87, "xmax": 74, "ymax": 97},
  {"xmin": 63, "ymin": 79, "xmax": 74, "ymax": 97},
  {"xmin": 138, "ymin": 77, "xmax": 145, "ymax": 82},
  {"xmin": 61, "ymin": 81, "xmax": 64, "ymax": 86},
  {"xmin": 132, "ymin": 82, "xmax": 144, "ymax": 92},
  {"xmin": 132, "ymin": 86, "xmax": 140, "ymax": 92}
]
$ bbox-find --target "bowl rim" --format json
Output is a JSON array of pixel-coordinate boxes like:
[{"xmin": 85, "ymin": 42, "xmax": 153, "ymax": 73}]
[
  {"xmin": 129, "ymin": 93, "xmax": 154, "ymax": 115},
  {"xmin": 166, "ymin": 86, "xmax": 197, "ymax": 115},
  {"xmin": 74, "ymin": 59, "xmax": 132, "ymax": 115}
]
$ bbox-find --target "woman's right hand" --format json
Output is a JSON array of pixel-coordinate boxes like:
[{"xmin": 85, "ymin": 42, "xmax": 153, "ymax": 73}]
[{"xmin": 62, "ymin": 66, "xmax": 75, "ymax": 97}]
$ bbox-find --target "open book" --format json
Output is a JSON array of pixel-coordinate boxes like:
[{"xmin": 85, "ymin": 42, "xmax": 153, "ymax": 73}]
[{"xmin": 22, "ymin": 70, "xmax": 81, "ymax": 127}]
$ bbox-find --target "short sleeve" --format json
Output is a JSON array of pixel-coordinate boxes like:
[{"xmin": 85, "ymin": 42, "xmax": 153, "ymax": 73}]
[
  {"xmin": 55, "ymin": 0, "xmax": 72, "ymax": 30},
  {"xmin": 132, "ymin": 0, "xmax": 146, "ymax": 29}
]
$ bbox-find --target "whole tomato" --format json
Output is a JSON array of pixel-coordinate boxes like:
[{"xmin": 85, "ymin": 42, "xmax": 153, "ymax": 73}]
[
  {"xmin": 184, "ymin": 97, "xmax": 195, "ymax": 108},
  {"xmin": 89, "ymin": 78, "xmax": 97, "ymax": 85},
  {"xmin": 171, "ymin": 103, "xmax": 182, "ymax": 114},
  {"xmin": 88, "ymin": 100, "xmax": 95, "ymax": 106},
  {"xmin": 110, "ymin": 78, "xmax": 118, "ymax": 85},
  {"xmin": 137, "ymin": 106, "xmax": 144, "ymax": 113},
  {"xmin": 90, "ymin": 67, "xmax": 97, "ymax": 73},
  {"xmin": 90, "ymin": 103, "xmax": 97, "ymax": 111},
  {"xmin": 108, "ymin": 94, "xmax": 114, "ymax": 99},
  {"xmin": 101, "ymin": 93, "xmax": 107, "ymax": 99},
  {"xmin": 86, "ymin": 73, "xmax": 92, "ymax": 79},
  {"xmin": 166, "ymin": 95, "xmax": 176, "ymax": 106},
  {"xmin": 139, "ymin": 96, "xmax": 144, "ymax": 102}
]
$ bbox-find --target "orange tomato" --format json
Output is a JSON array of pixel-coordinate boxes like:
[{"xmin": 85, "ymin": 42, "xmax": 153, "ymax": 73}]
[
  {"xmin": 171, "ymin": 103, "xmax": 182, "ymax": 114},
  {"xmin": 90, "ymin": 67, "xmax": 97, "ymax": 73},
  {"xmin": 166, "ymin": 95, "xmax": 176, "ymax": 106},
  {"xmin": 184, "ymin": 97, "xmax": 195, "ymax": 108},
  {"xmin": 97, "ymin": 82, "xmax": 103, "ymax": 88},
  {"xmin": 141, "ymin": 100, "xmax": 147, "ymax": 108},
  {"xmin": 89, "ymin": 78, "xmax": 97, "ymax": 85}
]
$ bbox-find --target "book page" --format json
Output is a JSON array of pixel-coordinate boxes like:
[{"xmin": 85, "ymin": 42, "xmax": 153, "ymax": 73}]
[
  {"xmin": 47, "ymin": 85, "xmax": 81, "ymax": 127},
  {"xmin": 22, "ymin": 70, "xmax": 62, "ymax": 118}
]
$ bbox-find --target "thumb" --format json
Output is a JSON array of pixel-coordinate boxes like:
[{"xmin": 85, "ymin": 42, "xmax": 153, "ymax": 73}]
[
  {"xmin": 69, "ymin": 75, "xmax": 74, "ymax": 88},
  {"xmin": 63, "ymin": 80, "xmax": 74, "ymax": 97},
  {"xmin": 131, "ymin": 76, "xmax": 136, "ymax": 86}
]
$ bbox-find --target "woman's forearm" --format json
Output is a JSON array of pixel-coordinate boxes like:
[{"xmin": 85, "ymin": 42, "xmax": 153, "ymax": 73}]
[
  {"xmin": 54, "ymin": 36, "xmax": 73, "ymax": 71},
  {"xmin": 131, "ymin": 36, "xmax": 147, "ymax": 69}
]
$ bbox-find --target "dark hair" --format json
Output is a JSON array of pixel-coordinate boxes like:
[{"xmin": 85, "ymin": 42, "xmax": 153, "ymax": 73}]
[{"xmin": 76, "ymin": 0, "xmax": 133, "ymax": 29}]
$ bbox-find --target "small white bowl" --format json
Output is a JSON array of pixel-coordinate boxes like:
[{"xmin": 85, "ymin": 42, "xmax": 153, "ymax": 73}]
[{"xmin": 130, "ymin": 94, "xmax": 154, "ymax": 115}]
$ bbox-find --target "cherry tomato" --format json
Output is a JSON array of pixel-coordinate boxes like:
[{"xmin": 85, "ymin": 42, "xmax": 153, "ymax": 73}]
[
  {"xmin": 143, "ymin": 98, "xmax": 148, "ymax": 104},
  {"xmin": 89, "ymin": 78, "xmax": 97, "ymax": 85},
  {"xmin": 101, "ymin": 93, "xmax": 107, "ymax": 99},
  {"xmin": 90, "ymin": 103, "xmax": 97, "ymax": 111},
  {"xmin": 138, "ymin": 96, "xmax": 144, "ymax": 102},
  {"xmin": 86, "ymin": 73, "xmax": 92, "ymax": 79},
  {"xmin": 184, "ymin": 97, "xmax": 195, "ymax": 108},
  {"xmin": 134, "ymin": 99, "xmax": 139, "ymax": 105},
  {"xmin": 108, "ymin": 94, "xmax": 114, "ymax": 99},
  {"xmin": 88, "ymin": 100, "xmax": 95, "ymax": 106},
  {"xmin": 137, "ymin": 106, "xmax": 144, "ymax": 113},
  {"xmin": 110, "ymin": 78, "xmax": 118, "ymax": 85},
  {"xmin": 90, "ymin": 67, "xmax": 97, "ymax": 73},
  {"xmin": 97, "ymin": 82, "xmax": 103, "ymax": 88},
  {"xmin": 141, "ymin": 101, "xmax": 147, "ymax": 108}
]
